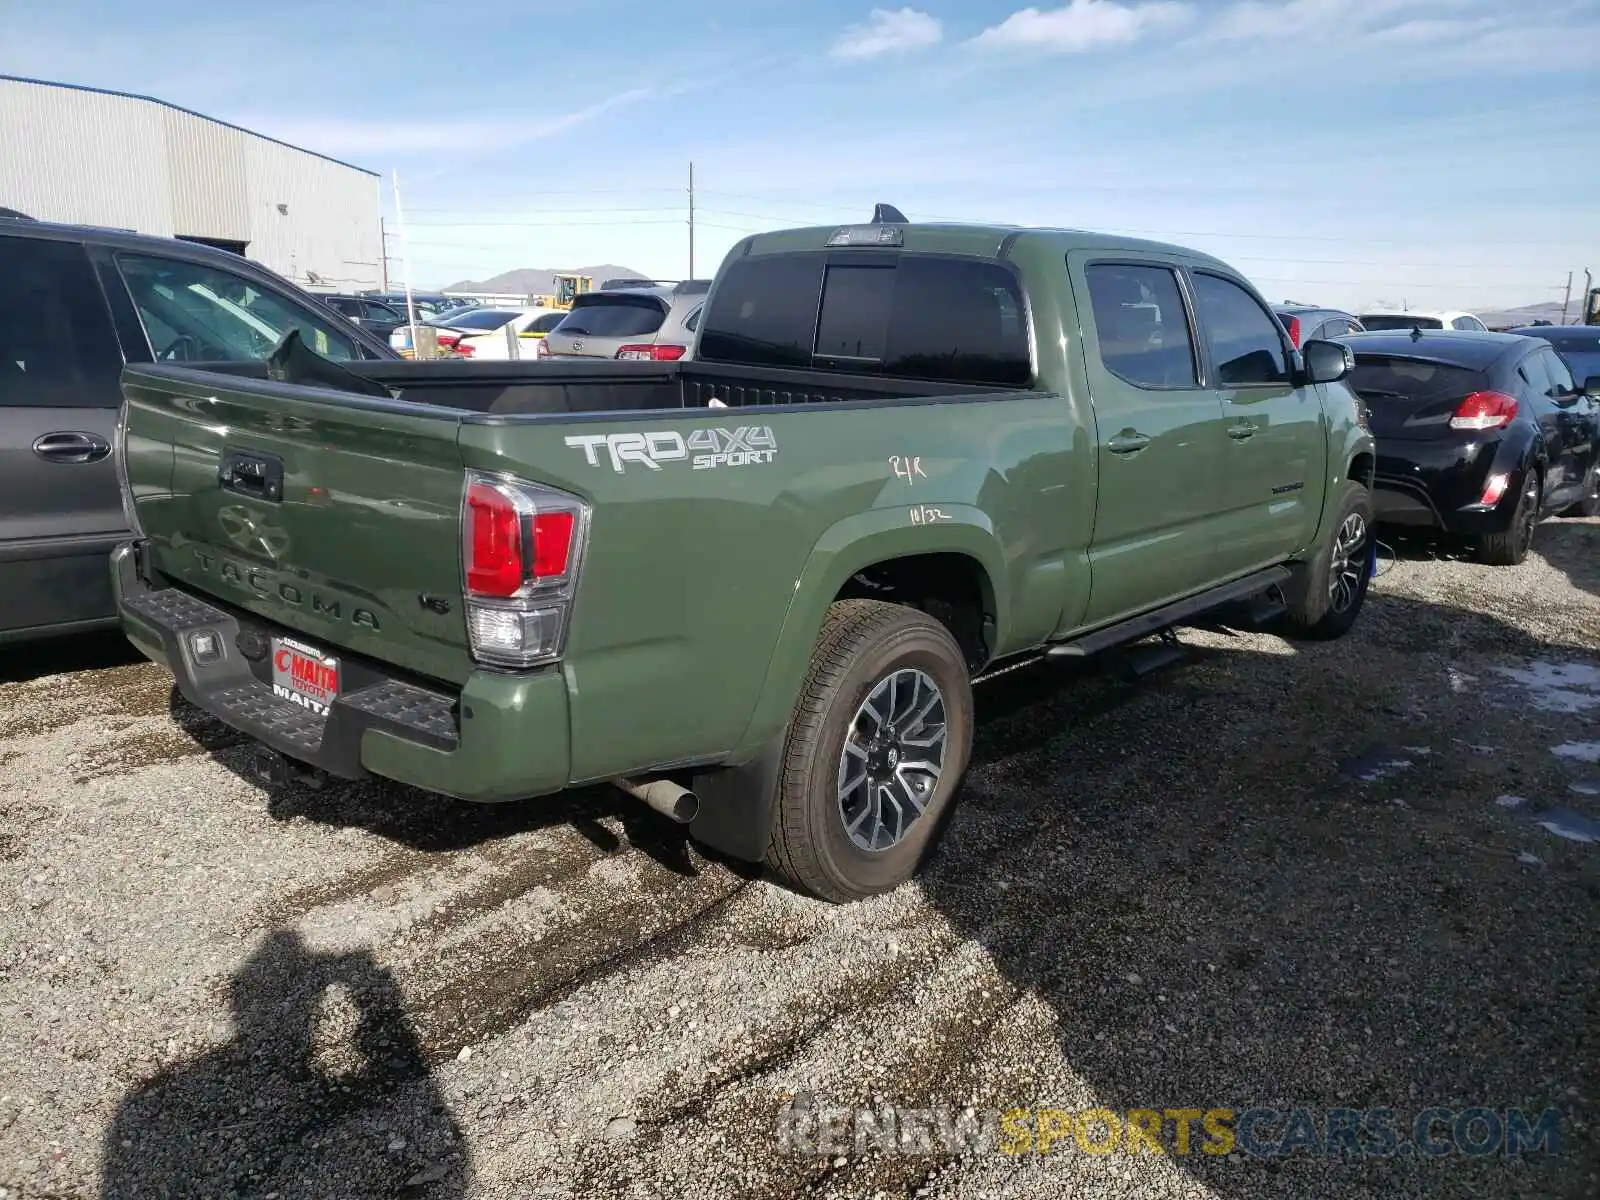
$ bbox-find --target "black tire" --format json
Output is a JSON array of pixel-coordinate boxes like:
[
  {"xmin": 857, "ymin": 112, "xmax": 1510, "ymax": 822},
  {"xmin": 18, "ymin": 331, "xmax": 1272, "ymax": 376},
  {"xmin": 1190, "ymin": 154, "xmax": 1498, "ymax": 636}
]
[
  {"xmin": 1562, "ymin": 462, "xmax": 1600, "ymax": 518},
  {"xmin": 1279, "ymin": 480, "xmax": 1374, "ymax": 641},
  {"xmin": 765, "ymin": 599, "xmax": 974, "ymax": 903},
  {"xmin": 1476, "ymin": 468, "xmax": 1540, "ymax": 566}
]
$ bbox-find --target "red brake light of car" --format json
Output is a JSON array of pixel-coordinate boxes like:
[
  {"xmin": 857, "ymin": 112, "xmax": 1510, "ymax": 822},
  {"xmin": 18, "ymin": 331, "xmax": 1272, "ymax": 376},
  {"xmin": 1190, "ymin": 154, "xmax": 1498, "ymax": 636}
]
[
  {"xmin": 465, "ymin": 482, "xmax": 522, "ymax": 597},
  {"xmin": 461, "ymin": 474, "xmax": 589, "ymax": 669},
  {"xmin": 1284, "ymin": 317, "xmax": 1301, "ymax": 348},
  {"xmin": 454, "ymin": 342, "xmax": 475, "ymax": 357},
  {"xmin": 534, "ymin": 337, "xmax": 551, "ymax": 358},
  {"xmin": 615, "ymin": 343, "xmax": 685, "ymax": 361},
  {"xmin": 1449, "ymin": 390, "xmax": 1518, "ymax": 431}
]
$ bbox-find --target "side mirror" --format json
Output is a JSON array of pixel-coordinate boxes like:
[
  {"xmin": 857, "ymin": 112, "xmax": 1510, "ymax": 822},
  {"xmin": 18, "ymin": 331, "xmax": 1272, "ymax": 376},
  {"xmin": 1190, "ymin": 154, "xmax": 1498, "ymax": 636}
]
[{"xmin": 1302, "ymin": 338, "xmax": 1353, "ymax": 385}]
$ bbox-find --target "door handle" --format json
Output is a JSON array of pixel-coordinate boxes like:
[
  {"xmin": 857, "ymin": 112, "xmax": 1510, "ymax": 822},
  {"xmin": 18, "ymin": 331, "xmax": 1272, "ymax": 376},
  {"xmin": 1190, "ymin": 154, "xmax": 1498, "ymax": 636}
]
[
  {"xmin": 1107, "ymin": 431, "xmax": 1152, "ymax": 455},
  {"xmin": 32, "ymin": 431, "xmax": 111, "ymax": 464},
  {"xmin": 1227, "ymin": 420, "xmax": 1258, "ymax": 441}
]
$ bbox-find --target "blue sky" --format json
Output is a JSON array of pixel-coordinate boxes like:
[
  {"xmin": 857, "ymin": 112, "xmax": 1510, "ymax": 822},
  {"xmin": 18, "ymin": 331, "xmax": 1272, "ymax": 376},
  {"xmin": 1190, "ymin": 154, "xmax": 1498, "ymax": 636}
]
[{"xmin": 5, "ymin": 0, "xmax": 1599, "ymax": 310}]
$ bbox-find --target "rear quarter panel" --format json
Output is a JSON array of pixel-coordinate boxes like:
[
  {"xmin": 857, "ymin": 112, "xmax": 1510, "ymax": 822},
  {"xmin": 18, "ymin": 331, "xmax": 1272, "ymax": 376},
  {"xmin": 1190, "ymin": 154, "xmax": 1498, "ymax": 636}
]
[{"xmin": 460, "ymin": 393, "xmax": 1081, "ymax": 782}]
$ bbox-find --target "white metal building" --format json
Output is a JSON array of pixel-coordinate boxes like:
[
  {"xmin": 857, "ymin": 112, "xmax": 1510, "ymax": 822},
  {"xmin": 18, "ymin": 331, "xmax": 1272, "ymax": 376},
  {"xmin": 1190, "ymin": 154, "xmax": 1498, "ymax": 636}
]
[{"xmin": 0, "ymin": 75, "xmax": 382, "ymax": 291}]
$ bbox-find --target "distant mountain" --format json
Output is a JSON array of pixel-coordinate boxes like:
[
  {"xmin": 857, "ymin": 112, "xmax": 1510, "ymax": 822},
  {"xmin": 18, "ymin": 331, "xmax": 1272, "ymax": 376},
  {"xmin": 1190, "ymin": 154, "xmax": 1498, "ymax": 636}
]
[{"xmin": 441, "ymin": 265, "xmax": 649, "ymax": 297}]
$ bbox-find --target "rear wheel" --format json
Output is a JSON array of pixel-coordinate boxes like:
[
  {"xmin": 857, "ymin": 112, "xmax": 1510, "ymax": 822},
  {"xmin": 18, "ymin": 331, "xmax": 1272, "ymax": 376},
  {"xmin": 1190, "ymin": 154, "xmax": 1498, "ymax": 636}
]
[
  {"xmin": 1279, "ymin": 481, "xmax": 1373, "ymax": 641},
  {"xmin": 765, "ymin": 600, "xmax": 973, "ymax": 903},
  {"xmin": 1477, "ymin": 468, "xmax": 1540, "ymax": 566}
]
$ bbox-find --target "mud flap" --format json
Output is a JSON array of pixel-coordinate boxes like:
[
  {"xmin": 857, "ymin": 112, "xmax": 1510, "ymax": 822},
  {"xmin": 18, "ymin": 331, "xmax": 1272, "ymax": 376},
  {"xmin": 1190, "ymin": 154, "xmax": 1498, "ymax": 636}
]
[{"xmin": 689, "ymin": 733, "xmax": 785, "ymax": 863}]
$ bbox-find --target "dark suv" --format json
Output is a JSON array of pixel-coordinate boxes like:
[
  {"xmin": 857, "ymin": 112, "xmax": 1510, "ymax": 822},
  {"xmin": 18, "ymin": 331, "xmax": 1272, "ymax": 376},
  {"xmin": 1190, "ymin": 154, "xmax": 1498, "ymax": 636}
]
[
  {"xmin": 1273, "ymin": 303, "xmax": 1365, "ymax": 349},
  {"xmin": 0, "ymin": 218, "xmax": 397, "ymax": 645},
  {"xmin": 316, "ymin": 293, "xmax": 407, "ymax": 341}
]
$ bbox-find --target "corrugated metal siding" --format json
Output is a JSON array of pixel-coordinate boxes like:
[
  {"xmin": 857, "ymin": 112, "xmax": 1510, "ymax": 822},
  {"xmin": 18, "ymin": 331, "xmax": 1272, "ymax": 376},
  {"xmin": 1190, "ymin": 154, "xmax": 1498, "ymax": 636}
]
[
  {"xmin": 0, "ymin": 79, "xmax": 173, "ymax": 233},
  {"xmin": 163, "ymin": 107, "xmax": 248, "ymax": 237},
  {"xmin": 0, "ymin": 78, "xmax": 381, "ymax": 290},
  {"xmin": 245, "ymin": 140, "xmax": 382, "ymax": 291}
]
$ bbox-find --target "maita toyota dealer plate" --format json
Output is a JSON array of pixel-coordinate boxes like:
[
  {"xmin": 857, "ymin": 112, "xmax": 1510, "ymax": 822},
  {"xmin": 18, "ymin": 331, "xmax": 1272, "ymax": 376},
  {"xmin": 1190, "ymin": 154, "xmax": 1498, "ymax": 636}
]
[{"xmin": 271, "ymin": 636, "xmax": 340, "ymax": 717}]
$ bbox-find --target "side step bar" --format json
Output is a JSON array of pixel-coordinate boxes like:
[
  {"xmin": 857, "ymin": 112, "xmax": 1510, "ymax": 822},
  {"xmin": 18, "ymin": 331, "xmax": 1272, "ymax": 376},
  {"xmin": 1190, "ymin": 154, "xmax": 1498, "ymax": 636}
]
[{"xmin": 1047, "ymin": 566, "xmax": 1292, "ymax": 659}]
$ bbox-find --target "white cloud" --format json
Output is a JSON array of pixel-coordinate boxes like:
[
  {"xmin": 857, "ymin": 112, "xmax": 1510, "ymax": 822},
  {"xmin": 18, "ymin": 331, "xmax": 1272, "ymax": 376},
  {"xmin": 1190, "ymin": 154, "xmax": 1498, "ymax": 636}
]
[
  {"xmin": 832, "ymin": 8, "xmax": 945, "ymax": 60},
  {"xmin": 231, "ymin": 88, "xmax": 656, "ymax": 159},
  {"xmin": 970, "ymin": 0, "xmax": 1194, "ymax": 53}
]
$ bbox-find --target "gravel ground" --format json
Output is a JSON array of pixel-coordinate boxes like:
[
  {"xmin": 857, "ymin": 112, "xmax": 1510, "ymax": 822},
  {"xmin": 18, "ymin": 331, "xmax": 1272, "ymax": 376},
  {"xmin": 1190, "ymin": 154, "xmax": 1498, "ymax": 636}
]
[{"xmin": 1, "ymin": 517, "xmax": 1596, "ymax": 1200}]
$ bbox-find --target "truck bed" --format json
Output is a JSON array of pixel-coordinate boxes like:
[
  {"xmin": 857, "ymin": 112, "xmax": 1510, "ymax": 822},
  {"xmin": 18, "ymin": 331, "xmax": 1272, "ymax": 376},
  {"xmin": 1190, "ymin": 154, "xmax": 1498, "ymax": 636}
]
[{"xmin": 205, "ymin": 356, "xmax": 1009, "ymax": 417}]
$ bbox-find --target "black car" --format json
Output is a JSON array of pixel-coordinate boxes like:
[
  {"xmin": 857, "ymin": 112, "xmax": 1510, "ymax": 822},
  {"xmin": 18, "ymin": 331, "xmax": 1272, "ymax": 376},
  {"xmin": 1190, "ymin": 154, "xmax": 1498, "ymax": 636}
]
[
  {"xmin": 316, "ymin": 292, "xmax": 407, "ymax": 341},
  {"xmin": 0, "ymin": 219, "xmax": 397, "ymax": 644},
  {"xmin": 1505, "ymin": 324, "xmax": 1600, "ymax": 398},
  {"xmin": 1273, "ymin": 303, "xmax": 1365, "ymax": 349},
  {"xmin": 1337, "ymin": 329, "xmax": 1600, "ymax": 563}
]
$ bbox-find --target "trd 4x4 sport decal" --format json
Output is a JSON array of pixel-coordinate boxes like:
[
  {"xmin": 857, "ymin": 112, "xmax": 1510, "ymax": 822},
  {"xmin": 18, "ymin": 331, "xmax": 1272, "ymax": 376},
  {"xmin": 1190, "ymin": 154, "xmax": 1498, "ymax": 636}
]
[{"xmin": 564, "ymin": 427, "xmax": 778, "ymax": 474}]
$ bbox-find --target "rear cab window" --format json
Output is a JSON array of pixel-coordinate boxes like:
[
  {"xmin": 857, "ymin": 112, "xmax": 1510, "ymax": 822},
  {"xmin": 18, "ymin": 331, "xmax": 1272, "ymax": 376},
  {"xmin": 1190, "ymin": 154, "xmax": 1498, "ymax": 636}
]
[
  {"xmin": 697, "ymin": 252, "xmax": 1031, "ymax": 386},
  {"xmin": 557, "ymin": 294, "xmax": 668, "ymax": 338},
  {"xmin": 0, "ymin": 235, "xmax": 124, "ymax": 407}
]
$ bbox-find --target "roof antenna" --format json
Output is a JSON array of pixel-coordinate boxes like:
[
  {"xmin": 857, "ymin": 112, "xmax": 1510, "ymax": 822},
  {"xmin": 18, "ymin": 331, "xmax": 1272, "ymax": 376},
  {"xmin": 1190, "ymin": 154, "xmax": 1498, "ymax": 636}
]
[
  {"xmin": 1410, "ymin": 325, "xmax": 1423, "ymax": 341},
  {"xmin": 871, "ymin": 203, "xmax": 907, "ymax": 224}
]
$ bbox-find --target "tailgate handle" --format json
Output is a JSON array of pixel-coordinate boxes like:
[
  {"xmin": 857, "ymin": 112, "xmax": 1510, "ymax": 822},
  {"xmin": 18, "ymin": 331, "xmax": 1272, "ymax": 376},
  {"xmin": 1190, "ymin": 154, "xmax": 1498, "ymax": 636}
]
[{"xmin": 219, "ymin": 448, "xmax": 284, "ymax": 502}]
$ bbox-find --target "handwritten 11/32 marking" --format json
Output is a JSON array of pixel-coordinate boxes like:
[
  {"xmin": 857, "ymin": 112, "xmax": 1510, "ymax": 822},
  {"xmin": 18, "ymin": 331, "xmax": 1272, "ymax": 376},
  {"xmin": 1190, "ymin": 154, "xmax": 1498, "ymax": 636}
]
[
  {"xmin": 910, "ymin": 505, "xmax": 952, "ymax": 525},
  {"xmin": 890, "ymin": 455, "xmax": 928, "ymax": 484}
]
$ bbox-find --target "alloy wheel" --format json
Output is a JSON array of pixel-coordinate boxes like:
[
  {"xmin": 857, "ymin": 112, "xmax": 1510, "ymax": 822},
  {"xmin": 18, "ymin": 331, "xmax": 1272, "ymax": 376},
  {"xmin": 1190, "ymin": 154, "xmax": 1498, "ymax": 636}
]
[
  {"xmin": 837, "ymin": 668, "xmax": 948, "ymax": 852},
  {"xmin": 1327, "ymin": 511, "xmax": 1369, "ymax": 614}
]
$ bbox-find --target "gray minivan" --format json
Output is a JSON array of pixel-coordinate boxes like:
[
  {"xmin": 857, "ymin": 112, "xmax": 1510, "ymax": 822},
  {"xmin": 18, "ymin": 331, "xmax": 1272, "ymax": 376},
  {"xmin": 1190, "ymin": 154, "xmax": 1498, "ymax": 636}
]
[
  {"xmin": 540, "ymin": 280, "xmax": 710, "ymax": 362},
  {"xmin": 0, "ymin": 217, "xmax": 396, "ymax": 644}
]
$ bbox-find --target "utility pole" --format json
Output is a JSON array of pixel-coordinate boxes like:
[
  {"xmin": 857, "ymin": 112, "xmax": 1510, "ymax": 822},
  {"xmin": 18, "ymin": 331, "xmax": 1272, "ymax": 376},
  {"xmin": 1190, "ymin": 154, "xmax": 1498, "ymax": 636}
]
[
  {"xmin": 1561, "ymin": 270, "xmax": 1572, "ymax": 324},
  {"xmin": 688, "ymin": 161, "xmax": 696, "ymax": 279},
  {"xmin": 379, "ymin": 217, "xmax": 390, "ymax": 292}
]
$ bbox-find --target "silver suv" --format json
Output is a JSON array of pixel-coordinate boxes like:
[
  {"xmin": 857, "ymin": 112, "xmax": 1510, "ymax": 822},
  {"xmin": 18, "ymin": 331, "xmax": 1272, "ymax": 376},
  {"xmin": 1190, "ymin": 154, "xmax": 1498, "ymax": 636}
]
[{"xmin": 539, "ymin": 279, "xmax": 710, "ymax": 362}]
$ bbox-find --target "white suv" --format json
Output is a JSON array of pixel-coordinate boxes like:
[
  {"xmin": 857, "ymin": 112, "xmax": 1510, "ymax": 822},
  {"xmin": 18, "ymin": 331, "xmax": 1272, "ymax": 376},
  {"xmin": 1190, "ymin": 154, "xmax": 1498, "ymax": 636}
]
[{"xmin": 1357, "ymin": 309, "xmax": 1487, "ymax": 332}]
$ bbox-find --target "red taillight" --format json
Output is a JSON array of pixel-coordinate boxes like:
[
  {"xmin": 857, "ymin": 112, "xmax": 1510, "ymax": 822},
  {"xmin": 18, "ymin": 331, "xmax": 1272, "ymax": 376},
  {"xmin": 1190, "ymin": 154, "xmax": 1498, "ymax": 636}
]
[
  {"xmin": 531, "ymin": 511, "xmax": 574, "ymax": 577},
  {"xmin": 1450, "ymin": 390, "xmax": 1518, "ymax": 431},
  {"xmin": 615, "ymin": 343, "xmax": 685, "ymax": 361},
  {"xmin": 437, "ymin": 333, "xmax": 460, "ymax": 349},
  {"xmin": 461, "ymin": 473, "xmax": 589, "ymax": 669},
  {"xmin": 454, "ymin": 341, "xmax": 475, "ymax": 358},
  {"xmin": 534, "ymin": 338, "xmax": 550, "ymax": 358},
  {"xmin": 1284, "ymin": 317, "xmax": 1301, "ymax": 348},
  {"xmin": 465, "ymin": 482, "xmax": 522, "ymax": 596}
]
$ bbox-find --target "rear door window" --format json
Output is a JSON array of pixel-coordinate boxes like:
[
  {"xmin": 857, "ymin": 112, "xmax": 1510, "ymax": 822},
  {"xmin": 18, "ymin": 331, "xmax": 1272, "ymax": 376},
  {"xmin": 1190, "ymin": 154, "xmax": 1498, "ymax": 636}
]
[
  {"xmin": 1541, "ymin": 347, "xmax": 1576, "ymax": 395},
  {"xmin": 0, "ymin": 235, "xmax": 124, "ymax": 408},
  {"xmin": 558, "ymin": 295, "xmax": 668, "ymax": 338},
  {"xmin": 1192, "ymin": 273, "xmax": 1291, "ymax": 386},
  {"xmin": 1083, "ymin": 263, "xmax": 1197, "ymax": 389}
]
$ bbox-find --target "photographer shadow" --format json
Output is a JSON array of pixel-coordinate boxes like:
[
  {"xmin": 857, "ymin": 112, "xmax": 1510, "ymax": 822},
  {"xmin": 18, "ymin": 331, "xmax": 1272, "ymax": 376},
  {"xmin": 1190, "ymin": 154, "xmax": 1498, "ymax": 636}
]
[{"xmin": 102, "ymin": 929, "xmax": 471, "ymax": 1199}]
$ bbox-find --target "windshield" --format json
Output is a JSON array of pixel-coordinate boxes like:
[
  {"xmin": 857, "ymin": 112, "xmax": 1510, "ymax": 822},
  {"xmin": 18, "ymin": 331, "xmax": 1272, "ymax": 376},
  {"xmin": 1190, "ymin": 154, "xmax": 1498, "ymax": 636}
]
[
  {"xmin": 437, "ymin": 308, "xmax": 523, "ymax": 330},
  {"xmin": 1360, "ymin": 315, "xmax": 1444, "ymax": 331},
  {"xmin": 555, "ymin": 295, "xmax": 666, "ymax": 338}
]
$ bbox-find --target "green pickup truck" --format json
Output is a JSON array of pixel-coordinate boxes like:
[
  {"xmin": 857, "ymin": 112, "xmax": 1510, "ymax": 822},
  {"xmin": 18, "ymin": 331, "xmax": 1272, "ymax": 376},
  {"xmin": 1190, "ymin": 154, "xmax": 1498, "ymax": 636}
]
[{"xmin": 113, "ymin": 210, "xmax": 1375, "ymax": 901}]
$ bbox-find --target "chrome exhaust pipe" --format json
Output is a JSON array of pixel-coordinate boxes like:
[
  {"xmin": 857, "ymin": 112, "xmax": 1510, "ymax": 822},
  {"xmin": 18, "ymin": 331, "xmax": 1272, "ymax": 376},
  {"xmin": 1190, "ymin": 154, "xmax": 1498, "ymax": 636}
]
[{"xmin": 614, "ymin": 776, "xmax": 699, "ymax": 823}]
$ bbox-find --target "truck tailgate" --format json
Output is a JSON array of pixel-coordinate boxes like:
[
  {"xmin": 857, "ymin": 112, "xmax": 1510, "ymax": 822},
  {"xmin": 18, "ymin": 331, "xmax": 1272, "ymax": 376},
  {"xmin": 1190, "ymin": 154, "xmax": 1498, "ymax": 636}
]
[{"xmin": 121, "ymin": 365, "xmax": 475, "ymax": 686}]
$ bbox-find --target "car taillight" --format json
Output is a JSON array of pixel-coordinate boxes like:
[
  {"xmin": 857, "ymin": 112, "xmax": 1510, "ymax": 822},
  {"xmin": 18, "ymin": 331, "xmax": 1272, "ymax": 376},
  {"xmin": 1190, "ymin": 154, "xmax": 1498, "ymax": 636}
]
[
  {"xmin": 1449, "ymin": 390, "xmax": 1518, "ymax": 431},
  {"xmin": 454, "ymin": 342, "xmax": 475, "ymax": 358},
  {"xmin": 437, "ymin": 333, "xmax": 460, "ymax": 349},
  {"xmin": 461, "ymin": 472, "xmax": 589, "ymax": 669},
  {"xmin": 535, "ymin": 338, "xmax": 551, "ymax": 358},
  {"xmin": 615, "ymin": 344, "xmax": 685, "ymax": 361},
  {"xmin": 1284, "ymin": 317, "xmax": 1301, "ymax": 348}
]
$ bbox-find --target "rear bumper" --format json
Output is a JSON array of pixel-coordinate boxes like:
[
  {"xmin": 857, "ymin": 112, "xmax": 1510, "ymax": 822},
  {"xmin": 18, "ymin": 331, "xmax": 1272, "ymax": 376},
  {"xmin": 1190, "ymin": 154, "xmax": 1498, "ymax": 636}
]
[
  {"xmin": 1372, "ymin": 437, "xmax": 1527, "ymax": 535},
  {"xmin": 112, "ymin": 543, "xmax": 571, "ymax": 802}
]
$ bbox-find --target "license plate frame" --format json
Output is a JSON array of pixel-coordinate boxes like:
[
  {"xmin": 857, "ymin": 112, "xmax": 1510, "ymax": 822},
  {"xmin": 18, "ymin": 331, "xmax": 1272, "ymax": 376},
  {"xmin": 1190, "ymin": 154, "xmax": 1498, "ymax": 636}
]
[{"xmin": 270, "ymin": 636, "xmax": 341, "ymax": 717}]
